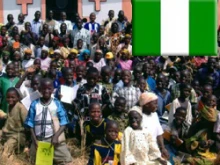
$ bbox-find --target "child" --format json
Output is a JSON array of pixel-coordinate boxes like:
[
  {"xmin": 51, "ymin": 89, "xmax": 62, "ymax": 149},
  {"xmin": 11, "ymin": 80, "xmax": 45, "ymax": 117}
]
[
  {"xmin": 164, "ymin": 107, "xmax": 190, "ymax": 165},
  {"xmin": 22, "ymin": 48, "xmax": 34, "ymax": 70},
  {"xmin": 64, "ymin": 48, "xmax": 79, "ymax": 67},
  {"xmin": 1, "ymin": 51, "xmax": 11, "ymax": 73},
  {"xmin": 117, "ymin": 49, "xmax": 132, "ymax": 71},
  {"xmin": 75, "ymin": 65, "xmax": 87, "ymax": 87},
  {"xmin": 88, "ymin": 120, "xmax": 121, "ymax": 165},
  {"xmin": 169, "ymin": 84, "xmax": 192, "ymax": 126},
  {"xmin": 142, "ymin": 62, "xmax": 156, "ymax": 91},
  {"xmin": 92, "ymin": 49, "xmax": 106, "ymax": 72},
  {"xmin": 120, "ymin": 106, "xmax": 167, "ymax": 165},
  {"xmin": 83, "ymin": 102, "xmax": 107, "ymax": 146},
  {"xmin": 112, "ymin": 69, "xmax": 122, "ymax": 90},
  {"xmin": 137, "ymin": 77, "xmax": 149, "ymax": 93},
  {"xmin": 40, "ymin": 46, "xmax": 52, "ymax": 72},
  {"xmin": 25, "ymin": 78, "xmax": 72, "ymax": 164},
  {"xmin": 108, "ymin": 97, "xmax": 128, "ymax": 132},
  {"xmin": 0, "ymin": 88, "xmax": 28, "ymax": 157},
  {"xmin": 0, "ymin": 63, "xmax": 20, "ymax": 112},
  {"xmin": 112, "ymin": 70, "xmax": 141, "ymax": 110},
  {"xmin": 74, "ymin": 67, "xmax": 111, "ymax": 115},
  {"xmin": 132, "ymin": 65, "xmax": 143, "ymax": 87},
  {"xmin": 78, "ymin": 49, "xmax": 91, "ymax": 67},
  {"xmin": 100, "ymin": 65, "xmax": 113, "ymax": 96},
  {"xmin": 105, "ymin": 52, "xmax": 115, "ymax": 70},
  {"xmin": 53, "ymin": 49, "xmax": 63, "ymax": 70}
]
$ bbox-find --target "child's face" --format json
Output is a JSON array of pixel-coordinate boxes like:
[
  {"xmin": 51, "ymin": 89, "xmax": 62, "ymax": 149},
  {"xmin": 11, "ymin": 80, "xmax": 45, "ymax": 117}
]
[
  {"xmin": 69, "ymin": 61, "xmax": 76, "ymax": 71},
  {"xmin": 31, "ymin": 78, "xmax": 40, "ymax": 91},
  {"xmin": 14, "ymin": 53, "xmax": 21, "ymax": 61},
  {"xmin": 206, "ymin": 76, "xmax": 214, "ymax": 86},
  {"xmin": 114, "ymin": 70, "xmax": 121, "ymax": 82},
  {"xmin": 64, "ymin": 70, "xmax": 73, "ymax": 83},
  {"xmin": 101, "ymin": 69, "xmax": 111, "ymax": 83},
  {"xmin": 105, "ymin": 124, "xmax": 119, "ymax": 142},
  {"xmin": 41, "ymin": 50, "xmax": 48, "ymax": 59},
  {"xmin": 54, "ymin": 53, "xmax": 60, "ymax": 61},
  {"xmin": 180, "ymin": 71, "xmax": 190, "ymax": 84},
  {"xmin": 3, "ymin": 54, "xmax": 9, "ymax": 61},
  {"xmin": 40, "ymin": 82, "xmax": 54, "ymax": 99},
  {"xmin": 6, "ymin": 91, "xmax": 19, "ymax": 106},
  {"xmin": 138, "ymin": 79, "xmax": 146, "ymax": 92},
  {"xmin": 121, "ymin": 52, "xmax": 127, "ymax": 60},
  {"xmin": 94, "ymin": 52, "xmax": 102, "ymax": 62},
  {"xmin": 192, "ymin": 81, "xmax": 200, "ymax": 91},
  {"xmin": 84, "ymin": 53, "xmax": 90, "ymax": 61},
  {"xmin": 128, "ymin": 111, "xmax": 142, "ymax": 130},
  {"xmin": 87, "ymin": 72, "xmax": 98, "ymax": 87},
  {"xmin": 69, "ymin": 53, "xmax": 76, "ymax": 60},
  {"xmin": 77, "ymin": 40, "xmax": 83, "ymax": 49},
  {"xmin": 174, "ymin": 110, "xmax": 186, "ymax": 126},
  {"xmin": 24, "ymin": 53, "xmax": 31, "ymax": 60},
  {"xmin": 34, "ymin": 60, "xmax": 41, "ymax": 70},
  {"xmin": 206, "ymin": 96, "xmax": 216, "ymax": 107},
  {"xmin": 50, "ymin": 62, "xmax": 57, "ymax": 70},
  {"xmin": 89, "ymin": 104, "xmax": 101, "ymax": 122},
  {"xmin": 14, "ymin": 34, "xmax": 20, "ymax": 41},
  {"xmin": 121, "ymin": 71, "xmax": 131, "ymax": 85},
  {"xmin": 14, "ymin": 68, "xmax": 20, "ymax": 77},
  {"xmin": 6, "ymin": 64, "xmax": 15, "ymax": 77},
  {"xmin": 156, "ymin": 78, "xmax": 163, "ymax": 89},
  {"xmin": 76, "ymin": 67, "xmax": 84, "ymax": 79},
  {"xmin": 175, "ymin": 72, "xmax": 181, "ymax": 83},
  {"xmin": 181, "ymin": 87, "xmax": 191, "ymax": 98},
  {"xmin": 203, "ymin": 86, "xmax": 212, "ymax": 99},
  {"xmin": 133, "ymin": 69, "xmax": 142, "ymax": 79},
  {"xmin": 114, "ymin": 99, "xmax": 126, "ymax": 113}
]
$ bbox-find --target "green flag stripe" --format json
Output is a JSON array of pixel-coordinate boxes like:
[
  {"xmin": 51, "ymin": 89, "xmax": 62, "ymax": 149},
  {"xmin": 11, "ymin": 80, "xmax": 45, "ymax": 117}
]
[
  {"xmin": 133, "ymin": 0, "xmax": 161, "ymax": 56},
  {"xmin": 189, "ymin": 0, "xmax": 217, "ymax": 56}
]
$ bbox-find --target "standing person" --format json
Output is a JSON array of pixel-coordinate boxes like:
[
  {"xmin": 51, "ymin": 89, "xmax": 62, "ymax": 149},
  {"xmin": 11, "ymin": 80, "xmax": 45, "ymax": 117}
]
[
  {"xmin": 45, "ymin": 10, "xmax": 59, "ymax": 32},
  {"xmin": 0, "ymin": 88, "xmax": 28, "ymax": 158},
  {"xmin": 57, "ymin": 12, "xmax": 72, "ymax": 33},
  {"xmin": 84, "ymin": 12, "xmax": 100, "ymax": 34},
  {"xmin": 102, "ymin": 10, "xmax": 116, "ymax": 34},
  {"xmin": 120, "ymin": 106, "xmax": 167, "ymax": 165},
  {"xmin": 0, "ymin": 63, "xmax": 20, "ymax": 113},
  {"xmin": 71, "ymin": 19, "xmax": 90, "ymax": 49},
  {"xmin": 31, "ymin": 11, "xmax": 43, "ymax": 37},
  {"xmin": 17, "ymin": 13, "xmax": 25, "ymax": 33},
  {"xmin": 25, "ymin": 78, "xmax": 73, "ymax": 165},
  {"xmin": 139, "ymin": 92, "xmax": 170, "ymax": 160},
  {"xmin": 115, "ymin": 10, "xmax": 128, "ymax": 32},
  {"xmin": 5, "ymin": 14, "xmax": 15, "ymax": 34}
]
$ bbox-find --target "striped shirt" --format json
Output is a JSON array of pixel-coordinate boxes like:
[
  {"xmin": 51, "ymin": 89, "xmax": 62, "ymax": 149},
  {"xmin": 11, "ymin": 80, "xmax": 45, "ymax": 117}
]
[
  {"xmin": 84, "ymin": 22, "xmax": 100, "ymax": 33},
  {"xmin": 25, "ymin": 98, "xmax": 69, "ymax": 140}
]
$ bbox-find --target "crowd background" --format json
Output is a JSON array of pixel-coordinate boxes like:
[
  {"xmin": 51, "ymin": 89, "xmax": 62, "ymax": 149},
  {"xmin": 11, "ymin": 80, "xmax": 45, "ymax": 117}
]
[{"xmin": 0, "ymin": 9, "xmax": 220, "ymax": 165}]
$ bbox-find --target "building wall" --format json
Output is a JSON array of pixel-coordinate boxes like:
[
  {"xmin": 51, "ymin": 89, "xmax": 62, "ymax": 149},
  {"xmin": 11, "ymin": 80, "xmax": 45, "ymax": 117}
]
[
  {"xmin": 3, "ymin": 0, "xmax": 41, "ymax": 24},
  {"xmin": 0, "ymin": 0, "xmax": 132, "ymax": 24}
]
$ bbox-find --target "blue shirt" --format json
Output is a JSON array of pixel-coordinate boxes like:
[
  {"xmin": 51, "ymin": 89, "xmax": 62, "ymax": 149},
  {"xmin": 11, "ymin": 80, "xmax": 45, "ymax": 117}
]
[{"xmin": 146, "ymin": 76, "xmax": 156, "ymax": 91}]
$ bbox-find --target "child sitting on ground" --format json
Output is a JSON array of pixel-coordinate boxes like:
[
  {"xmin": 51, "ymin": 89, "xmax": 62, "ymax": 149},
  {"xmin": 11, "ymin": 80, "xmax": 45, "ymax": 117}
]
[
  {"xmin": 0, "ymin": 88, "xmax": 28, "ymax": 158},
  {"xmin": 120, "ymin": 106, "xmax": 167, "ymax": 165},
  {"xmin": 25, "ymin": 78, "xmax": 72, "ymax": 165},
  {"xmin": 88, "ymin": 120, "xmax": 121, "ymax": 165}
]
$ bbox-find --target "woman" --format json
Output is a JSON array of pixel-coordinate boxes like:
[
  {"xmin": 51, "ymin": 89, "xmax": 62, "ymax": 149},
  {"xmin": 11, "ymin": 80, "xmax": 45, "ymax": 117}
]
[{"xmin": 78, "ymin": 49, "xmax": 92, "ymax": 67}]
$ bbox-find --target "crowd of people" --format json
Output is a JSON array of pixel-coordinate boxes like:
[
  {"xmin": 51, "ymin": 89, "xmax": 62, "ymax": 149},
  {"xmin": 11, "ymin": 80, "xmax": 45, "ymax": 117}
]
[{"xmin": 0, "ymin": 8, "xmax": 220, "ymax": 165}]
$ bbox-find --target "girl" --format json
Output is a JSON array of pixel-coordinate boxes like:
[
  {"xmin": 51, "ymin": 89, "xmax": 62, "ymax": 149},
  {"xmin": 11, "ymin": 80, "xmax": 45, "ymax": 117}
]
[
  {"xmin": 22, "ymin": 48, "xmax": 34, "ymax": 70},
  {"xmin": 92, "ymin": 49, "xmax": 106, "ymax": 72},
  {"xmin": 0, "ymin": 88, "xmax": 27, "ymax": 158},
  {"xmin": 78, "ymin": 49, "xmax": 91, "ymax": 67},
  {"xmin": 120, "ymin": 106, "xmax": 167, "ymax": 165},
  {"xmin": 117, "ymin": 49, "xmax": 132, "ymax": 70},
  {"xmin": 64, "ymin": 48, "xmax": 79, "ymax": 67}
]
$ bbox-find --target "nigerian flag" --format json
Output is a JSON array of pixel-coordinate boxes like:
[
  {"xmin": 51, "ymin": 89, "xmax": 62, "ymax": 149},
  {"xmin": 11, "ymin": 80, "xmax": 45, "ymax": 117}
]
[{"xmin": 133, "ymin": 0, "xmax": 217, "ymax": 56}]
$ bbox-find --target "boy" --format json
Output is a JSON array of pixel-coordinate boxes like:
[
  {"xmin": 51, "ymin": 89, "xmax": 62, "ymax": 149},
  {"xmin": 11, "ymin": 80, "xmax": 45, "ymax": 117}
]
[
  {"xmin": 108, "ymin": 97, "xmax": 128, "ymax": 132},
  {"xmin": 25, "ymin": 78, "xmax": 72, "ymax": 165},
  {"xmin": 74, "ymin": 67, "xmax": 111, "ymax": 116},
  {"xmin": 112, "ymin": 70, "xmax": 141, "ymax": 110}
]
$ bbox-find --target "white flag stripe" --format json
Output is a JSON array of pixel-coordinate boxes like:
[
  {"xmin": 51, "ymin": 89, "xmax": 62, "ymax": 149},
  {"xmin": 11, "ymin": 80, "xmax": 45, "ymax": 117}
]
[{"xmin": 161, "ymin": 0, "xmax": 189, "ymax": 55}]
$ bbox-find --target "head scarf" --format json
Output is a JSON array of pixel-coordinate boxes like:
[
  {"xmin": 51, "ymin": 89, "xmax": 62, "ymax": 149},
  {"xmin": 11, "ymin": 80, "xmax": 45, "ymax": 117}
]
[
  {"xmin": 24, "ymin": 48, "xmax": 32, "ymax": 54},
  {"xmin": 2, "ymin": 51, "xmax": 10, "ymax": 56},
  {"xmin": 42, "ymin": 45, "xmax": 49, "ymax": 53},
  {"xmin": 198, "ymin": 100, "xmax": 218, "ymax": 122},
  {"xmin": 128, "ymin": 106, "xmax": 142, "ymax": 116},
  {"xmin": 13, "ymin": 42, "xmax": 20, "ymax": 49},
  {"xmin": 78, "ymin": 49, "xmax": 90, "ymax": 61},
  {"xmin": 54, "ymin": 49, "xmax": 61, "ymax": 54},
  {"xmin": 105, "ymin": 52, "xmax": 114, "ymax": 59},
  {"xmin": 121, "ymin": 49, "xmax": 129, "ymax": 54},
  {"xmin": 139, "ymin": 92, "xmax": 158, "ymax": 107},
  {"xmin": 70, "ymin": 48, "xmax": 78, "ymax": 54}
]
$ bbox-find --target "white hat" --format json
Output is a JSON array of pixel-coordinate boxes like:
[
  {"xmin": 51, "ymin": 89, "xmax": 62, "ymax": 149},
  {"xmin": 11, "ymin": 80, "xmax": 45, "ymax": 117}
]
[{"xmin": 42, "ymin": 45, "xmax": 49, "ymax": 52}]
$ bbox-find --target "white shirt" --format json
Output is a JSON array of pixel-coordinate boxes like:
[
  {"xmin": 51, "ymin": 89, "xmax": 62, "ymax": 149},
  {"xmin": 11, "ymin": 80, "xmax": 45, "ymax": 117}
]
[
  {"xmin": 56, "ymin": 20, "xmax": 73, "ymax": 33},
  {"xmin": 141, "ymin": 113, "xmax": 164, "ymax": 140},
  {"xmin": 22, "ymin": 59, "xmax": 34, "ymax": 70}
]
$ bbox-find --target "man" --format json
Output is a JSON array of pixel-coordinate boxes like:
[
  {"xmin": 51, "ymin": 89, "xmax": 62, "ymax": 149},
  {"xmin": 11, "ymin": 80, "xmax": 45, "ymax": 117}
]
[
  {"xmin": 102, "ymin": 10, "xmax": 116, "ymax": 34},
  {"xmin": 56, "ymin": 12, "xmax": 72, "ymax": 33},
  {"xmin": 31, "ymin": 11, "xmax": 44, "ymax": 37},
  {"xmin": 45, "ymin": 10, "xmax": 59, "ymax": 32},
  {"xmin": 71, "ymin": 19, "xmax": 90, "ymax": 49},
  {"xmin": 17, "ymin": 13, "xmax": 25, "ymax": 33},
  {"xmin": 115, "ymin": 10, "xmax": 128, "ymax": 32},
  {"xmin": 5, "ymin": 14, "xmax": 15, "ymax": 34},
  {"xmin": 84, "ymin": 12, "xmax": 100, "ymax": 34}
]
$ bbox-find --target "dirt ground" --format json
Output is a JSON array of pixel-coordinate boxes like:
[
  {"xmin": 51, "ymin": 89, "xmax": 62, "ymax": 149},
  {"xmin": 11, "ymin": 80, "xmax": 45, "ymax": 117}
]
[{"xmin": 0, "ymin": 138, "xmax": 88, "ymax": 165}]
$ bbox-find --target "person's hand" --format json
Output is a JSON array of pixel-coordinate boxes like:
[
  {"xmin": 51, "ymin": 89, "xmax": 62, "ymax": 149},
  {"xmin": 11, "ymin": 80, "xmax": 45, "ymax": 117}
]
[
  {"xmin": 157, "ymin": 158, "xmax": 167, "ymax": 165},
  {"xmin": 161, "ymin": 147, "xmax": 169, "ymax": 160},
  {"xmin": 51, "ymin": 134, "xmax": 59, "ymax": 146}
]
